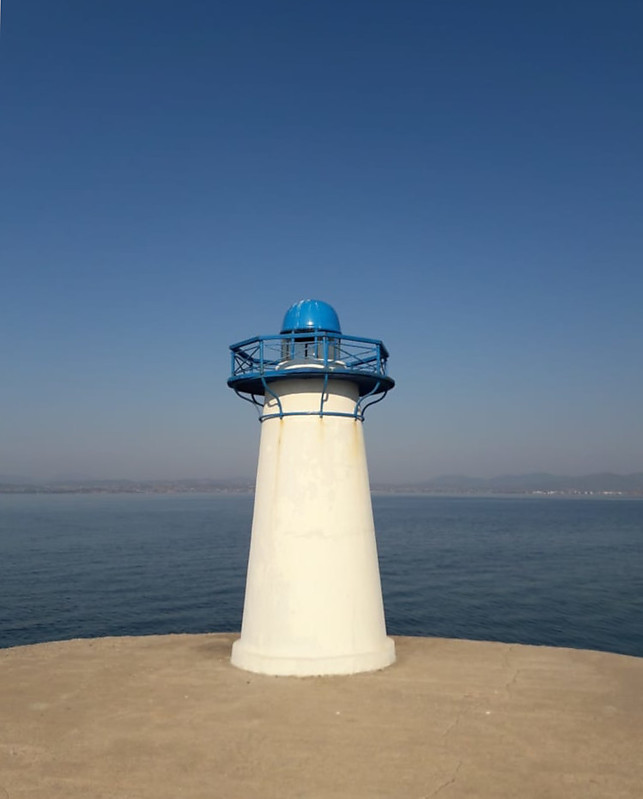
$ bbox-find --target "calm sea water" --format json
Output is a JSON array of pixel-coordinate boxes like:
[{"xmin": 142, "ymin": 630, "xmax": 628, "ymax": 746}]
[{"xmin": 0, "ymin": 493, "xmax": 641, "ymax": 656}]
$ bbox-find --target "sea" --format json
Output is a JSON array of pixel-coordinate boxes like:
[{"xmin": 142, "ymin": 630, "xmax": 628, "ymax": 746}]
[{"xmin": 0, "ymin": 493, "xmax": 641, "ymax": 657}]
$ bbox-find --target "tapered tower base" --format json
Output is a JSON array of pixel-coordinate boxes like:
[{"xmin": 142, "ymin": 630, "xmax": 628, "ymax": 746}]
[
  {"xmin": 231, "ymin": 637, "xmax": 395, "ymax": 677},
  {"xmin": 231, "ymin": 378, "xmax": 395, "ymax": 677}
]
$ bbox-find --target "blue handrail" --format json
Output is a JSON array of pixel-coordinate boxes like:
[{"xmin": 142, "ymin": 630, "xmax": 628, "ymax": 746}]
[{"xmin": 228, "ymin": 331, "xmax": 394, "ymax": 421}]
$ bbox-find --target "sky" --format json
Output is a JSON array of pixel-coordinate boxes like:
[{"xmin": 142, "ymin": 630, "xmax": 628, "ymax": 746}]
[{"xmin": 1, "ymin": 1, "xmax": 642, "ymax": 483}]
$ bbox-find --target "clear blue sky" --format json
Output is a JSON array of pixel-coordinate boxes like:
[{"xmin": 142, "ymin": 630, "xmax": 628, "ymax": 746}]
[{"xmin": 1, "ymin": 1, "xmax": 642, "ymax": 482}]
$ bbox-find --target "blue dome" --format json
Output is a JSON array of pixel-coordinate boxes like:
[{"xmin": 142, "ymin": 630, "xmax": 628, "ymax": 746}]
[{"xmin": 280, "ymin": 299, "xmax": 341, "ymax": 334}]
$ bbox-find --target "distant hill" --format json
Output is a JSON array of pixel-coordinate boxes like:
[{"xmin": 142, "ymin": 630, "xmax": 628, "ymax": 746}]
[
  {"xmin": 0, "ymin": 474, "xmax": 39, "ymax": 484},
  {"xmin": 373, "ymin": 472, "xmax": 643, "ymax": 495},
  {"xmin": 0, "ymin": 478, "xmax": 255, "ymax": 494}
]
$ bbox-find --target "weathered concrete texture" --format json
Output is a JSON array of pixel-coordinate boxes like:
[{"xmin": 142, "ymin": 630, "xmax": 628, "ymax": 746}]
[{"xmin": 0, "ymin": 634, "xmax": 641, "ymax": 798}]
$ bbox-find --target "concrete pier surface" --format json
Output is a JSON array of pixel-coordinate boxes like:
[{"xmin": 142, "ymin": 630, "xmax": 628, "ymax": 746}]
[{"xmin": 1, "ymin": 634, "xmax": 641, "ymax": 798}]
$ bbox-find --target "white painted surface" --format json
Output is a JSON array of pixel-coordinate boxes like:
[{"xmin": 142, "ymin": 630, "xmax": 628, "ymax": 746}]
[{"xmin": 231, "ymin": 377, "xmax": 395, "ymax": 676}]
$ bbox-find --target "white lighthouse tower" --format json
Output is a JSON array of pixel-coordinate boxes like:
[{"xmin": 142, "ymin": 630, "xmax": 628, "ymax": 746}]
[{"xmin": 227, "ymin": 300, "xmax": 395, "ymax": 676}]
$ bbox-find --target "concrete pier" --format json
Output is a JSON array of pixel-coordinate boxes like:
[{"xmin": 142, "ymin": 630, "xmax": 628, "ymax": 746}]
[{"xmin": 1, "ymin": 634, "xmax": 641, "ymax": 798}]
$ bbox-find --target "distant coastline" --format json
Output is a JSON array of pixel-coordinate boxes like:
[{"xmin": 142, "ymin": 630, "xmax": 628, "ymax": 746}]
[
  {"xmin": 0, "ymin": 479, "xmax": 254, "ymax": 496},
  {"xmin": 1, "ymin": 473, "xmax": 642, "ymax": 497}
]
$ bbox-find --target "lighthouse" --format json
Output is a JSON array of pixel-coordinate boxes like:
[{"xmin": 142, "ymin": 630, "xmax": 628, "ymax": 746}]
[{"xmin": 227, "ymin": 299, "xmax": 395, "ymax": 676}]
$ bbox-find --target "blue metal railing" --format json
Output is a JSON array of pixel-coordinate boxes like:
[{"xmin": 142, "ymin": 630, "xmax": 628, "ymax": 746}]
[{"xmin": 227, "ymin": 332, "xmax": 394, "ymax": 422}]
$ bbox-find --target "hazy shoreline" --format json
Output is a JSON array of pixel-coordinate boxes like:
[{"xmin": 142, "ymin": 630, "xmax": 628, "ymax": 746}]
[{"xmin": 1, "ymin": 481, "xmax": 642, "ymax": 498}]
